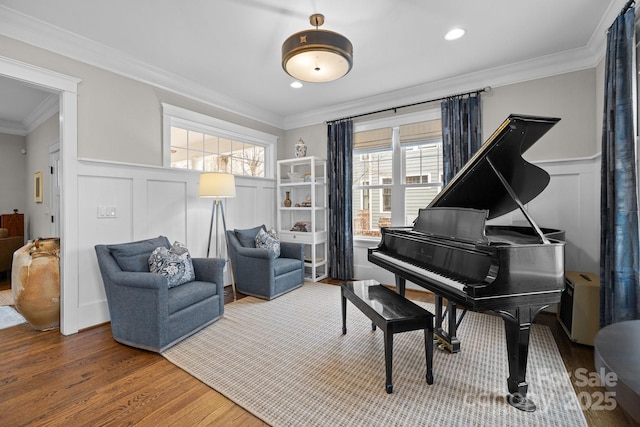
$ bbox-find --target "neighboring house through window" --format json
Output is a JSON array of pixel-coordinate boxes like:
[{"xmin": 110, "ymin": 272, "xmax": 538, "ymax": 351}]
[
  {"xmin": 162, "ymin": 103, "xmax": 276, "ymax": 178},
  {"xmin": 353, "ymin": 109, "xmax": 443, "ymax": 238}
]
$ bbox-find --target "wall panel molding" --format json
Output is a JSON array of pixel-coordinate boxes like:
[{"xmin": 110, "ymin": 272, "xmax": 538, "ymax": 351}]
[
  {"xmin": 354, "ymin": 155, "xmax": 601, "ymax": 289},
  {"xmin": 75, "ymin": 159, "xmax": 276, "ymax": 329}
]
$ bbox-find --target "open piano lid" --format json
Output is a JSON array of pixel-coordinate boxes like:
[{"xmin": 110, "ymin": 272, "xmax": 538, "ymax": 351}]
[{"xmin": 429, "ymin": 114, "xmax": 560, "ymax": 220}]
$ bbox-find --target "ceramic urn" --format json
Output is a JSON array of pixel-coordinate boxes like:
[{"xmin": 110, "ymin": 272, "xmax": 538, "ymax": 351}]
[{"xmin": 12, "ymin": 238, "xmax": 60, "ymax": 331}]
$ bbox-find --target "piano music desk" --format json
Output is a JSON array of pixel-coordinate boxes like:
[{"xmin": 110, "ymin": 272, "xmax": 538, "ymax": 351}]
[{"xmin": 340, "ymin": 280, "xmax": 434, "ymax": 394}]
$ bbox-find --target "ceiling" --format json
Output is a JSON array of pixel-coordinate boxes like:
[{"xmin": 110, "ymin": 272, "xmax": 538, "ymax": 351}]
[{"xmin": 0, "ymin": 0, "xmax": 628, "ymax": 131}]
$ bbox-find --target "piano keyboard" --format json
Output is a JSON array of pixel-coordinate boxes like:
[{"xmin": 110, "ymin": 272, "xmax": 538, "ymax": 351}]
[{"xmin": 369, "ymin": 251, "xmax": 467, "ymax": 293}]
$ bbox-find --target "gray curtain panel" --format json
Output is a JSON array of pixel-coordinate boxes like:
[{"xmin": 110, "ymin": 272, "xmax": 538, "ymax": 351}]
[
  {"xmin": 441, "ymin": 94, "xmax": 482, "ymax": 185},
  {"xmin": 326, "ymin": 119, "xmax": 354, "ymax": 280},
  {"xmin": 600, "ymin": 5, "xmax": 640, "ymax": 327}
]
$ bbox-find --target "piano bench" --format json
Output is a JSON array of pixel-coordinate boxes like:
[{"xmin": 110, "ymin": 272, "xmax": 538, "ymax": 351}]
[{"xmin": 340, "ymin": 279, "xmax": 434, "ymax": 394}]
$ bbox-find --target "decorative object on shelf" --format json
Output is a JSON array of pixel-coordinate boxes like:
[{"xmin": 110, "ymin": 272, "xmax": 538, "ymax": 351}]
[
  {"xmin": 199, "ymin": 172, "xmax": 237, "ymax": 299},
  {"xmin": 287, "ymin": 171, "xmax": 303, "ymax": 182},
  {"xmin": 294, "ymin": 138, "xmax": 307, "ymax": 158},
  {"xmin": 12, "ymin": 238, "xmax": 60, "ymax": 331},
  {"xmin": 282, "ymin": 14, "xmax": 353, "ymax": 83},
  {"xmin": 284, "ymin": 191, "xmax": 292, "ymax": 207},
  {"xmin": 299, "ymin": 194, "xmax": 312, "ymax": 207},
  {"xmin": 291, "ymin": 221, "xmax": 310, "ymax": 232},
  {"xmin": 277, "ymin": 157, "xmax": 328, "ymax": 282}
]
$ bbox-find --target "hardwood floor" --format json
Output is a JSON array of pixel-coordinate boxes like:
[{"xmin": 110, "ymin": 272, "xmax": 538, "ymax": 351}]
[{"xmin": 0, "ymin": 278, "xmax": 637, "ymax": 426}]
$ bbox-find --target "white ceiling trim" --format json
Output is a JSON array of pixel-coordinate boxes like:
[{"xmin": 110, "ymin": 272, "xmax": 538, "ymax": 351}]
[
  {"xmin": 285, "ymin": 44, "xmax": 604, "ymax": 129},
  {"xmin": 0, "ymin": 93, "xmax": 58, "ymax": 136},
  {"xmin": 24, "ymin": 93, "xmax": 59, "ymax": 134},
  {"xmin": 0, "ymin": 3, "xmax": 620, "ymax": 131},
  {"xmin": 0, "ymin": 117, "xmax": 26, "ymax": 135},
  {"xmin": 0, "ymin": 5, "xmax": 285, "ymax": 129}
]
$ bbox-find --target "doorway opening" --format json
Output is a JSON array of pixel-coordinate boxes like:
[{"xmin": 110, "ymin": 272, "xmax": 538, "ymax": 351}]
[{"xmin": 0, "ymin": 56, "xmax": 80, "ymax": 335}]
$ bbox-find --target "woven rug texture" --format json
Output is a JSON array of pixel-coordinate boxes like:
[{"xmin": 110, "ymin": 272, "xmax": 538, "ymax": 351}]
[
  {"xmin": 162, "ymin": 282, "xmax": 588, "ymax": 427},
  {"xmin": 0, "ymin": 305, "xmax": 26, "ymax": 330},
  {"xmin": 0, "ymin": 289, "xmax": 13, "ymax": 306}
]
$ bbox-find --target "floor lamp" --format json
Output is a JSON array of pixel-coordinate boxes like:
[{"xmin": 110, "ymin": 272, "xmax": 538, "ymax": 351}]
[{"xmin": 199, "ymin": 172, "xmax": 236, "ymax": 299}]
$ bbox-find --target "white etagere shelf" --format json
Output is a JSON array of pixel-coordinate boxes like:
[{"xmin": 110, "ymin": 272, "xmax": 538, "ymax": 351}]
[{"xmin": 276, "ymin": 156, "xmax": 328, "ymax": 281}]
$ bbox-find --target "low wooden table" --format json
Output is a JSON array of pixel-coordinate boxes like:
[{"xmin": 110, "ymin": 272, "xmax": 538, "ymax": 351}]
[{"xmin": 341, "ymin": 279, "xmax": 434, "ymax": 393}]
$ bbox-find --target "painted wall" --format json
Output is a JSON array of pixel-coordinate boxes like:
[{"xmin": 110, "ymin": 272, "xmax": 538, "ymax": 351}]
[
  {"xmin": 0, "ymin": 132, "xmax": 27, "ymax": 217},
  {"xmin": 75, "ymin": 160, "xmax": 276, "ymax": 329},
  {"xmin": 25, "ymin": 113, "xmax": 58, "ymax": 240},
  {"xmin": 281, "ymin": 123, "xmax": 326, "ymax": 160},
  {"xmin": 0, "ymin": 35, "xmax": 285, "ymax": 166},
  {"xmin": 483, "ymin": 68, "xmax": 598, "ymax": 161},
  {"xmin": 0, "ymin": 31, "xmax": 606, "ymax": 331},
  {"xmin": 284, "ymin": 68, "xmax": 603, "ymax": 291},
  {"xmin": 284, "ymin": 68, "xmax": 600, "ymax": 163}
]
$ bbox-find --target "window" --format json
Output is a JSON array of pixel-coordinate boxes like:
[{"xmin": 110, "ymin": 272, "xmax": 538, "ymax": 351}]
[
  {"xmin": 381, "ymin": 178, "xmax": 392, "ymax": 212},
  {"xmin": 353, "ymin": 110, "xmax": 443, "ymax": 238},
  {"xmin": 162, "ymin": 104, "xmax": 276, "ymax": 177}
]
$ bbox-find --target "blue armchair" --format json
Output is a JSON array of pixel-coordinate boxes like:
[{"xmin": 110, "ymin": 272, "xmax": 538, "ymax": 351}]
[
  {"xmin": 226, "ymin": 226, "xmax": 305, "ymax": 300},
  {"xmin": 95, "ymin": 236, "xmax": 225, "ymax": 352}
]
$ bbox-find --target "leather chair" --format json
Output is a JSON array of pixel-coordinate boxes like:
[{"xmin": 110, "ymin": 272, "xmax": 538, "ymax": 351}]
[
  {"xmin": 226, "ymin": 225, "xmax": 304, "ymax": 300},
  {"xmin": 95, "ymin": 236, "xmax": 225, "ymax": 352}
]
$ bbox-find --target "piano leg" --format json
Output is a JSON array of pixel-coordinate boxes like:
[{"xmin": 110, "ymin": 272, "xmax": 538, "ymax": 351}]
[
  {"xmin": 396, "ymin": 274, "xmax": 461, "ymax": 353},
  {"xmin": 395, "ymin": 275, "xmax": 406, "ymax": 296},
  {"xmin": 434, "ymin": 296, "xmax": 461, "ymax": 353},
  {"xmin": 498, "ymin": 305, "xmax": 546, "ymax": 412}
]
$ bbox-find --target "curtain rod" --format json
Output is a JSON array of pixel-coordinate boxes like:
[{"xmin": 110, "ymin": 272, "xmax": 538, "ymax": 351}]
[
  {"xmin": 620, "ymin": 0, "xmax": 635, "ymax": 15},
  {"xmin": 327, "ymin": 86, "xmax": 490, "ymax": 124}
]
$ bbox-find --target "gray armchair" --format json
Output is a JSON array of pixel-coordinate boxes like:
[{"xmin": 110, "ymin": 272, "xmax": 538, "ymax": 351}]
[
  {"xmin": 226, "ymin": 225, "xmax": 305, "ymax": 300},
  {"xmin": 95, "ymin": 236, "xmax": 225, "ymax": 352}
]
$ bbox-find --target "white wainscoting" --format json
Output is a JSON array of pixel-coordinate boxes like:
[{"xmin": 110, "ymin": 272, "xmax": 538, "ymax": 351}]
[
  {"xmin": 75, "ymin": 159, "xmax": 276, "ymax": 330},
  {"xmin": 353, "ymin": 155, "xmax": 602, "ymax": 290},
  {"xmin": 73, "ymin": 155, "xmax": 599, "ymax": 330}
]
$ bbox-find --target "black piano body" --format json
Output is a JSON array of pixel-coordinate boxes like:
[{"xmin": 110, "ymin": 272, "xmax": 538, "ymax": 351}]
[{"xmin": 368, "ymin": 114, "xmax": 565, "ymax": 412}]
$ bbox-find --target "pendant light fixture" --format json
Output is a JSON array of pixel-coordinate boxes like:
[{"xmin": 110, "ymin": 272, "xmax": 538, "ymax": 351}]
[{"xmin": 282, "ymin": 13, "xmax": 353, "ymax": 83}]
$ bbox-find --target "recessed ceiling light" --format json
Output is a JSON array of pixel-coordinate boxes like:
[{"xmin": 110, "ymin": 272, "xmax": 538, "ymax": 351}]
[
  {"xmin": 290, "ymin": 81, "xmax": 303, "ymax": 89},
  {"xmin": 445, "ymin": 28, "xmax": 466, "ymax": 41}
]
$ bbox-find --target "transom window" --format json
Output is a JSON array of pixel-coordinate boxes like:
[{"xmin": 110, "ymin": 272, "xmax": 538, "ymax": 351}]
[
  {"xmin": 162, "ymin": 104, "xmax": 276, "ymax": 178},
  {"xmin": 353, "ymin": 110, "xmax": 443, "ymax": 238}
]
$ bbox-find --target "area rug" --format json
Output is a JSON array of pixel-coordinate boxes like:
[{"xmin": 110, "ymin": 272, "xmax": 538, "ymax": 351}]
[
  {"xmin": 0, "ymin": 289, "xmax": 13, "ymax": 306},
  {"xmin": 0, "ymin": 305, "xmax": 26, "ymax": 329},
  {"xmin": 162, "ymin": 282, "xmax": 587, "ymax": 427}
]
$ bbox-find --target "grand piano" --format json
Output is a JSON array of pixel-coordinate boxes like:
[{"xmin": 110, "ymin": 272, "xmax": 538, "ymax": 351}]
[{"xmin": 368, "ymin": 114, "xmax": 565, "ymax": 412}]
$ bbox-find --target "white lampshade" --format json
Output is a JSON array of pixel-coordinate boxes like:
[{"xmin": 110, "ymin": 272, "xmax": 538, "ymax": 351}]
[{"xmin": 199, "ymin": 173, "xmax": 236, "ymax": 198}]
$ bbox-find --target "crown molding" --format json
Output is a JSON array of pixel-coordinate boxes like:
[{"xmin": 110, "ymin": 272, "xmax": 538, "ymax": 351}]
[
  {"xmin": 0, "ymin": 118, "xmax": 26, "ymax": 135},
  {"xmin": 0, "ymin": 2, "xmax": 622, "ymax": 131},
  {"xmin": 284, "ymin": 45, "xmax": 603, "ymax": 129},
  {"xmin": 285, "ymin": 0, "xmax": 626, "ymax": 130},
  {"xmin": 0, "ymin": 93, "xmax": 59, "ymax": 136},
  {"xmin": 24, "ymin": 93, "xmax": 59, "ymax": 134},
  {"xmin": 0, "ymin": 5, "xmax": 286, "ymax": 129}
]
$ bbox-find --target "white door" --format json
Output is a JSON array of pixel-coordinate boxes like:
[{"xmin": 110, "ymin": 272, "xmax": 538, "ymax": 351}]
[{"xmin": 49, "ymin": 144, "xmax": 60, "ymax": 237}]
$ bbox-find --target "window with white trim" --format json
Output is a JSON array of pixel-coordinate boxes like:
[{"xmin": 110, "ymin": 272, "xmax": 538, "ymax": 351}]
[
  {"xmin": 353, "ymin": 110, "xmax": 443, "ymax": 238},
  {"xmin": 162, "ymin": 104, "xmax": 276, "ymax": 177}
]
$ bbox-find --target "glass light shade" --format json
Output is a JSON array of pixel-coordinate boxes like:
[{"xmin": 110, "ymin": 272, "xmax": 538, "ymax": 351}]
[
  {"xmin": 282, "ymin": 29, "xmax": 353, "ymax": 83},
  {"xmin": 199, "ymin": 173, "xmax": 236, "ymax": 198}
]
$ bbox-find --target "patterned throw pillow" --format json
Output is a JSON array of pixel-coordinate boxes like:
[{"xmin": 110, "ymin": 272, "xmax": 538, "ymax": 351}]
[
  {"xmin": 148, "ymin": 241, "xmax": 196, "ymax": 288},
  {"xmin": 255, "ymin": 228, "xmax": 280, "ymax": 258}
]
